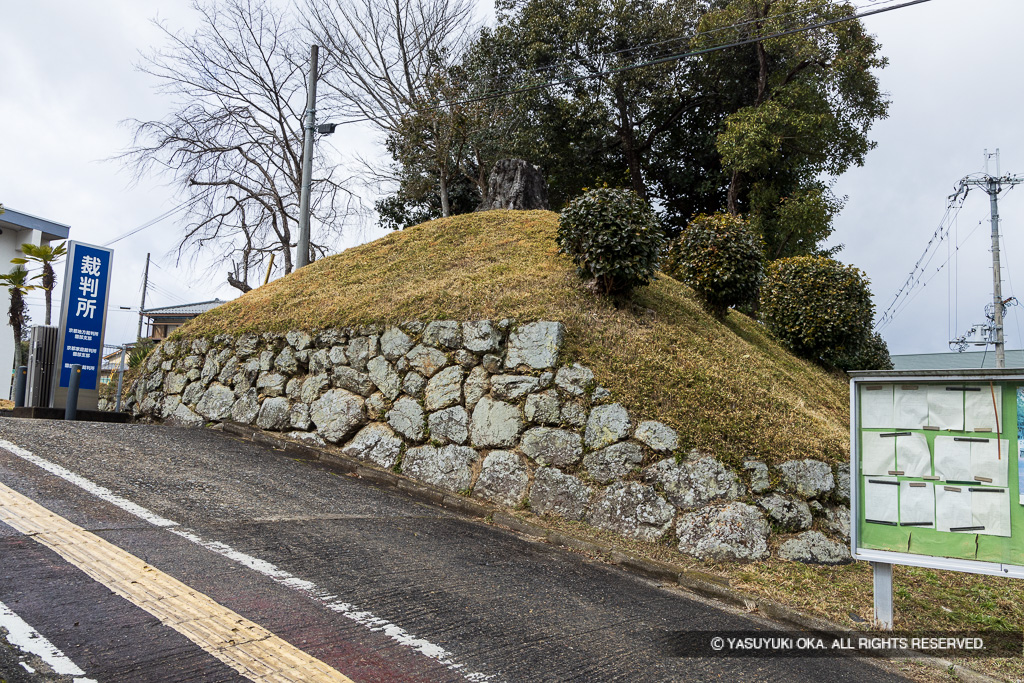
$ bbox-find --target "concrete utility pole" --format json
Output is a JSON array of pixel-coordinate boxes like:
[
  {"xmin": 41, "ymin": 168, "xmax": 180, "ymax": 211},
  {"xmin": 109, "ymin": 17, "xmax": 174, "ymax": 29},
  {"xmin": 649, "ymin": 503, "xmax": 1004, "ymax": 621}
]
[
  {"xmin": 296, "ymin": 45, "xmax": 319, "ymax": 270},
  {"xmin": 136, "ymin": 253, "xmax": 150, "ymax": 340},
  {"xmin": 950, "ymin": 152, "xmax": 1024, "ymax": 368}
]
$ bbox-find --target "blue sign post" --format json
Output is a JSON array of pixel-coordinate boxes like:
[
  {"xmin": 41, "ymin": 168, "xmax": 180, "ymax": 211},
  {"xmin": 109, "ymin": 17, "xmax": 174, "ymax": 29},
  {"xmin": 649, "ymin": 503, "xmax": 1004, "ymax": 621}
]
[{"xmin": 53, "ymin": 242, "xmax": 113, "ymax": 409}]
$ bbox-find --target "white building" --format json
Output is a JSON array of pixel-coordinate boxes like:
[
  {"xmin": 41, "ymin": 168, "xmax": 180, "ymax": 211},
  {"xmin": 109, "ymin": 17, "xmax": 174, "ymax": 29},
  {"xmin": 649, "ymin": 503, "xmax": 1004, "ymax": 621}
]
[{"xmin": 0, "ymin": 208, "xmax": 70, "ymax": 394}]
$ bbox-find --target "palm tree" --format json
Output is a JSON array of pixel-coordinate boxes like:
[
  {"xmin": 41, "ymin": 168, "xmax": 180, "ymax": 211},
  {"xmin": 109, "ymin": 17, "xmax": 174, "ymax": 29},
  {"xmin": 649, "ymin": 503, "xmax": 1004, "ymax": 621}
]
[
  {"xmin": 0, "ymin": 266, "xmax": 34, "ymax": 369},
  {"xmin": 12, "ymin": 241, "xmax": 66, "ymax": 325}
]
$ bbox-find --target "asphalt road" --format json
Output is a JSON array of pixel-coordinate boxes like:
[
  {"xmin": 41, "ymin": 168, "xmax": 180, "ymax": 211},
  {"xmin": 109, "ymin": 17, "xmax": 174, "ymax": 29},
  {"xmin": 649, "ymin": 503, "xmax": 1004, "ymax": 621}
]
[{"xmin": 0, "ymin": 418, "xmax": 912, "ymax": 682}]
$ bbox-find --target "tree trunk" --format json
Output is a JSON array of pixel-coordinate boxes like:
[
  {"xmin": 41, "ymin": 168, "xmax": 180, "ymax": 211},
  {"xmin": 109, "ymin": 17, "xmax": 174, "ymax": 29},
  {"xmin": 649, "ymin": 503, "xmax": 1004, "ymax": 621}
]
[
  {"xmin": 439, "ymin": 172, "xmax": 451, "ymax": 217},
  {"xmin": 727, "ymin": 170, "xmax": 741, "ymax": 215},
  {"xmin": 43, "ymin": 263, "xmax": 53, "ymax": 326},
  {"xmin": 614, "ymin": 86, "xmax": 647, "ymax": 199}
]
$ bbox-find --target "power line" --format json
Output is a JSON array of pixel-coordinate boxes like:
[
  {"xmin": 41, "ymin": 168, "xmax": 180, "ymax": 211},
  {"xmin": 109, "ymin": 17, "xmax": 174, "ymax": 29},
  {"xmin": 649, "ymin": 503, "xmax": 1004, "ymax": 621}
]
[{"xmin": 102, "ymin": 188, "xmax": 214, "ymax": 247}]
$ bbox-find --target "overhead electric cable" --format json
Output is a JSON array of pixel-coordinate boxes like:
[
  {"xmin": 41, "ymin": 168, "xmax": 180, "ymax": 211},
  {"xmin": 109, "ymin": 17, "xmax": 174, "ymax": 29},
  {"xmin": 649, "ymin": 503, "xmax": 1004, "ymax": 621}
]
[{"xmin": 102, "ymin": 188, "xmax": 215, "ymax": 247}]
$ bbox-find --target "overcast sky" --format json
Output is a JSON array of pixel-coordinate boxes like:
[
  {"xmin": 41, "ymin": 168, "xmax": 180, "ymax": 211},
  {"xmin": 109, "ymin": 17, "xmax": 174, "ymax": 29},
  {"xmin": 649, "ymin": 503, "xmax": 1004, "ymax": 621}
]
[{"xmin": 2, "ymin": 0, "xmax": 1021, "ymax": 355}]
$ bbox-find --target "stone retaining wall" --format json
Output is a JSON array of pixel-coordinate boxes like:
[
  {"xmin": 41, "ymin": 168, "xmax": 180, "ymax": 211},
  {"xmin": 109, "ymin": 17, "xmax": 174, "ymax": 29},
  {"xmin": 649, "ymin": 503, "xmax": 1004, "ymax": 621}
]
[{"xmin": 123, "ymin": 319, "xmax": 853, "ymax": 564}]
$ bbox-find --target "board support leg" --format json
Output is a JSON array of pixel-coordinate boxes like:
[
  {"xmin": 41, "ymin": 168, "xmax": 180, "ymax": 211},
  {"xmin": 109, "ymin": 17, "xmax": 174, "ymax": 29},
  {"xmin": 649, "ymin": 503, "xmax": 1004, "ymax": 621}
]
[{"xmin": 872, "ymin": 561, "xmax": 893, "ymax": 630}]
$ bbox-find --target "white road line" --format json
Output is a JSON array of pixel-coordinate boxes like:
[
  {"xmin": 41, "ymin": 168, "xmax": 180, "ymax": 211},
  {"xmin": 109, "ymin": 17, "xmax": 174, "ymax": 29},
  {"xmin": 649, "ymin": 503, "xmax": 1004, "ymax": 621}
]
[
  {"xmin": 0, "ymin": 599, "xmax": 97, "ymax": 682},
  {"xmin": 0, "ymin": 437, "xmax": 496, "ymax": 682}
]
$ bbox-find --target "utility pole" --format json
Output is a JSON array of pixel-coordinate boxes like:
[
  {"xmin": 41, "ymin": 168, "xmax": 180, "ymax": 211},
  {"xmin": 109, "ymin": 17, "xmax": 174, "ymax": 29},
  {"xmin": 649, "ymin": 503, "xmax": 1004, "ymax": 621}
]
[
  {"xmin": 136, "ymin": 253, "xmax": 150, "ymax": 340},
  {"xmin": 296, "ymin": 44, "xmax": 319, "ymax": 270},
  {"xmin": 948, "ymin": 151, "xmax": 1024, "ymax": 368}
]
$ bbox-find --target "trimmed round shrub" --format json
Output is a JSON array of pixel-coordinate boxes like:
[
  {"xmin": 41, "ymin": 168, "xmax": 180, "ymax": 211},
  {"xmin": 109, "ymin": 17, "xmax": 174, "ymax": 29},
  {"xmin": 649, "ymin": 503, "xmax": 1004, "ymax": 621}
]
[
  {"xmin": 761, "ymin": 256, "xmax": 876, "ymax": 369},
  {"xmin": 557, "ymin": 188, "xmax": 665, "ymax": 295},
  {"xmin": 835, "ymin": 331, "xmax": 894, "ymax": 371},
  {"xmin": 663, "ymin": 213, "xmax": 763, "ymax": 319}
]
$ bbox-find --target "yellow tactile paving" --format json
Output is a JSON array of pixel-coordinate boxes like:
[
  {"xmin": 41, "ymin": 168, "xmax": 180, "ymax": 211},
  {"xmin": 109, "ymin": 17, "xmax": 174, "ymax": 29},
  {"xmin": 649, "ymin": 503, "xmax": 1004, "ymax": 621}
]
[{"xmin": 0, "ymin": 482, "xmax": 354, "ymax": 683}]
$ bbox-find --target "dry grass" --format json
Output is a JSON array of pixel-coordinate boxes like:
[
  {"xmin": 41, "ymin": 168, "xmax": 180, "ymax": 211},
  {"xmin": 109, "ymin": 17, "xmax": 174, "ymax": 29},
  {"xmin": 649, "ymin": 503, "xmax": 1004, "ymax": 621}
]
[
  {"xmin": 0, "ymin": 399, "xmax": 13, "ymax": 410},
  {"xmin": 177, "ymin": 210, "xmax": 850, "ymax": 465}
]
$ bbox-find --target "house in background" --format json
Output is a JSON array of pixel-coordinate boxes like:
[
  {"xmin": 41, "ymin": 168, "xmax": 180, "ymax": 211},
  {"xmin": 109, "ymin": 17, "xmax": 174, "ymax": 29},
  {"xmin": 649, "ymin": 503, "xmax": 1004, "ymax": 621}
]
[
  {"xmin": 142, "ymin": 299, "xmax": 225, "ymax": 341},
  {"xmin": 100, "ymin": 347, "xmax": 129, "ymax": 385},
  {"xmin": 0, "ymin": 208, "xmax": 70, "ymax": 387}
]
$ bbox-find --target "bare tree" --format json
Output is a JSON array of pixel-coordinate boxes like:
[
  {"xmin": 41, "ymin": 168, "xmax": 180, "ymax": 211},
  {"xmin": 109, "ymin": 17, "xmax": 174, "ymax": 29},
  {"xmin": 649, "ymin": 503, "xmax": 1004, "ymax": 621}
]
[
  {"xmin": 305, "ymin": 0, "xmax": 477, "ymax": 216},
  {"xmin": 121, "ymin": 0, "xmax": 361, "ymax": 291}
]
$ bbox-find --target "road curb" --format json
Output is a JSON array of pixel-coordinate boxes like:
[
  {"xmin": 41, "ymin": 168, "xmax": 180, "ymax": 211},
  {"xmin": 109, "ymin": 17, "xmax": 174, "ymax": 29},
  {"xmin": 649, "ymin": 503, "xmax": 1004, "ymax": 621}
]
[{"xmin": 216, "ymin": 422, "xmax": 999, "ymax": 682}]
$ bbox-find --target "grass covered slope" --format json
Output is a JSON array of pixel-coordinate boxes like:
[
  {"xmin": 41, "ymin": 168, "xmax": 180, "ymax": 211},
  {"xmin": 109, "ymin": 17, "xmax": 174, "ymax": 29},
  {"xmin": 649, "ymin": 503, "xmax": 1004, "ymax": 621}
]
[{"xmin": 180, "ymin": 210, "xmax": 850, "ymax": 465}]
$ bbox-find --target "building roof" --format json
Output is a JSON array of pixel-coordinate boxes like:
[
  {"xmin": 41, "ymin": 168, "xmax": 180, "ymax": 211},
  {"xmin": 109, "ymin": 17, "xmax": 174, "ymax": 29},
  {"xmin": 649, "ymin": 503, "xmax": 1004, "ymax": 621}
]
[
  {"xmin": 890, "ymin": 349, "xmax": 1024, "ymax": 371},
  {"xmin": 143, "ymin": 299, "xmax": 226, "ymax": 317},
  {"xmin": 0, "ymin": 207, "xmax": 70, "ymax": 241}
]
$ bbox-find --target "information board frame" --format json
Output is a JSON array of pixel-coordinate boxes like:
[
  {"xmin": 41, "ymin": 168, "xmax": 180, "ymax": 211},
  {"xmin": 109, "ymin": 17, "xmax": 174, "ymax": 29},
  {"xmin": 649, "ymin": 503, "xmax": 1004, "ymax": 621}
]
[{"xmin": 849, "ymin": 368, "xmax": 1024, "ymax": 580}]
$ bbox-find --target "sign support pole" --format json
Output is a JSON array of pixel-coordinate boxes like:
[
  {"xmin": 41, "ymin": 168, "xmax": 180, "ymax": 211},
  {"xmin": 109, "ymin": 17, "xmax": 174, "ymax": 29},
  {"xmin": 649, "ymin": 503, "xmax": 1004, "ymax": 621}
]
[{"xmin": 872, "ymin": 563, "xmax": 893, "ymax": 629}]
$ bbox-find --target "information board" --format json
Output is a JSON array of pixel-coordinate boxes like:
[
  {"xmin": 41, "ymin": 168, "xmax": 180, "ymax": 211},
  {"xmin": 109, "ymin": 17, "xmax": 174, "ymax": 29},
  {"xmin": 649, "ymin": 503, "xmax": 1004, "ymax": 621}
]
[
  {"xmin": 850, "ymin": 370, "xmax": 1024, "ymax": 578},
  {"xmin": 53, "ymin": 242, "xmax": 113, "ymax": 404}
]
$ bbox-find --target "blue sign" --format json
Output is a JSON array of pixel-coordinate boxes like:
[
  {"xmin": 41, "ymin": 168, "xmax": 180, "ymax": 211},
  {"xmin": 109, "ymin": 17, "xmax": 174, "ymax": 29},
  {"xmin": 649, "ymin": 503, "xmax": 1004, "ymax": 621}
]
[{"xmin": 58, "ymin": 243, "xmax": 113, "ymax": 390}]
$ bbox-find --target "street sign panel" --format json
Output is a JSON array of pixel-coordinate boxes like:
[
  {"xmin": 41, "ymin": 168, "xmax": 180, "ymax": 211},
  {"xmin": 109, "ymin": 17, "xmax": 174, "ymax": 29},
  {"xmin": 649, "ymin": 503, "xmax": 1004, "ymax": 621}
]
[{"xmin": 53, "ymin": 242, "xmax": 113, "ymax": 407}]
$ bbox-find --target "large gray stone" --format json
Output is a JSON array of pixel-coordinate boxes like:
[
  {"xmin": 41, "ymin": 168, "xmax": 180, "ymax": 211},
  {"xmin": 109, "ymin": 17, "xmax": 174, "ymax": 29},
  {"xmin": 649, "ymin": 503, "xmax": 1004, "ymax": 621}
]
[
  {"xmin": 756, "ymin": 493, "xmax": 812, "ymax": 530},
  {"xmin": 285, "ymin": 377, "xmax": 303, "ymax": 400},
  {"xmin": 505, "ymin": 322, "xmax": 565, "ymax": 370},
  {"xmin": 196, "ymin": 383, "xmax": 235, "ymax": 421},
  {"xmin": 259, "ymin": 350, "xmax": 276, "ymax": 372},
  {"xmin": 778, "ymin": 531, "xmax": 852, "ymax": 565},
  {"xmin": 333, "ymin": 366, "xmax": 374, "ymax": 397},
  {"xmin": 380, "ymin": 327, "xmax": 414, "ymax": 361},
  {"xmin": 560, "ymin": 401, "xmax": 588, "ymax": 429},
  {"xmin": 365, "ymin": 392, "xmax": 388, "ymax": 421},
  {"xmin": 217, "ymin": 356, "xmax": 239, "ymax": 385},
  {"xmin": 474, "ymin": 451, "xmax": 529, "ymax": 507},
  {"xmin": 403, "ymin": 372, "xmax": 426, "ymax": 398},
  {"xmin": 584, "ymin": 403, "xmax": 631, "ymax": 450},
  {"xmin": 403, "ymin": 445, "xmax": 477, "ymax": 493},
  {"xmin": 643, "ymin": 456, "xmax": 745, "ymax": 510},
  {"xmin": 524, "ymin": 390, "xmax": 560, "ymax": 425},
  {"xmin": 529, "ymin": 468, "xmax": 592, "ymax": 520},
  {"xmin": 341, "ymin": 423, "xmax": 403, "ymax": 469},
  {"xmin": 346, "ymin": 336, "xmax": 375, "ymax": 372},
  {"xmin": 427, "ymin": 406, "xmax": 469, "ymax": 445},
  {"xmin": 236, "ymin": 333, "xmax": 260, "ymax": 357},
  {"xmin": 425, "ymin": 365, "xmax": 463, "ymax": 412},
  {"xmin": 778, "ymin": 459, "xmax": 835, "ymax": 499},
  {"xmin": 290, "ymin": 403, "xmax": 312, "ymax": 431},
  {"xmin": 633, "ymin": 421, "xmax": 679, "ymax": 453},
  {"xmin": 328, "ymin": 345, "xmax": 348, "ymax": 367},
  {"xmin": 367, "ymin": 356, "xmax": 401, "ymax": 401},
  {"xmin": 743, "ymin": 461, "xmax": 771, "ymax": 493},
  {"xmin": 470, "ymin": 397, "xmax": 523, "ymax": 448},
  {"xmin": 256, "ymin": 372, "xmax": 287, "ymax": 397},
  {"xmin": 423, "ymin": 321, "xmax": 462, "ymax": 350},
  {"xmin": 387, "ymin": 396, "xmax": 425, "ymax": 442},
  {"xmin": 490, "ymin": 375, "xmax": 540, "ymax": 402},
  {"xmin": 453, "ymin": 349, "xmax": 478, "ymax": 370},
  {"xmin": 274, "ymin": 347, "xmax": 298, "ymax": 374},
  {"xmin": 168, "ymin": 402, "xmax": 204, "ymax": 427},
  {"xmin": 462, "ymin": 320, "xmax": 500, "ymax": 353},
  {"xmin": 588, "ymin": 482, "xmax": 674, "ymax": 542},
  {"xmin": 583, "ymin": 442, "xmax": 644, "ymax": 484},
  {"xmin": 554, "ymin": 364, "xmax": 594, "ymax": 397},
  {"xmin": 837, "ymin": 468, "xmax": 850, "ymax": 503},
  {"xmin": 230, "ymin": 388, "xmax": 260, "ymax": 424},
  {"xmin": 285, "ymin": 330, "xmax": 312, "ymax": 351},
  {"xmin": 405, "ymin": 345, "xmax": 448, "ymax": 378},
  {"xmin": 823, "ymin": 506, "xmax": 851, "ymax": 539},
  {"xmin": 300, "ymin": 374, "xmax": 330, "ymax": 404},
  {"xmin": 478, "ymin": 159, "xmax": 549, "ymax": 211},
  {"xmin": 316, "ymin": 328, "xmax": 346, "ymax": 348},
  {"xmin": 463, "ymin": 366, "xmax": 489, "ymax": 409},
  {"xmin": 163, "ymin": 372, "xmax": 187, "ymax": 395},
  {"xmin": 256, "ymin": 397, "xmax": 291, "ymax": 431},
  {"xmin": 676, "ymin": 503, "xmax": 770, "ymax": 562},
  {"xmin": 520, "ymin": 427, "xmax": 582, "ymax": 467},
  {"xmin": 310, "ymin": 389, "xmax": 366, "ymax": 443}
]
